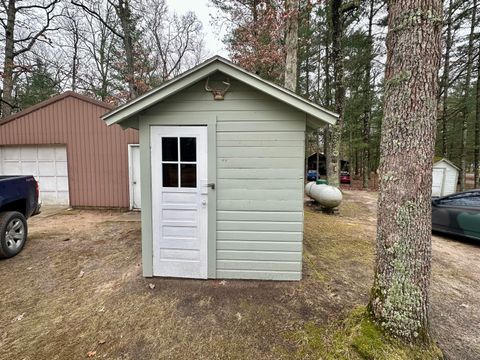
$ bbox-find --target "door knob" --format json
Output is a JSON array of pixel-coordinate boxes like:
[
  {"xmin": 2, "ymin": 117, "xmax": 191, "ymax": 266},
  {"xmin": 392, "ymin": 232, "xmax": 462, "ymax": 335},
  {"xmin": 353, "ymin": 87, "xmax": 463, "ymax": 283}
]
[{"xmin": 202, "ymin": 199, "xmax": 207, "ymax": 206}]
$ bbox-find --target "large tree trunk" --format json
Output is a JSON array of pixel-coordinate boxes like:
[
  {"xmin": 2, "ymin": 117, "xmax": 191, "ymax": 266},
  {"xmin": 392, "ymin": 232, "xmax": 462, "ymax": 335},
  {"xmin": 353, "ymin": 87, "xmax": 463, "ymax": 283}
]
[
  {"xmin": 284, "ymin": 0, "xmax": 299, "ymax": 92},
  {"xmin": 324, "ymin": 39, "xmax": 332, "ymax": 108},
  {"xmin": 459, "ymin": 0, "xmax": 477, "ymax": 191},
  {"xmin": 326, "ymin": 0, "xmax": 345, "ymax": 187},
  {"xmin": 362, "ymin": 0, "xmax": 375, "ymax": 189},
  {"xmin": 1, "ymin": 0, "xmax": 16, "ymax": 117},
  {"xmin": 474, "ymin": 50, "xmax": 480, "ymax": 188},
  {"xmin": 323, "ymin": 1, "xmax": 332, "ymax": 109},
  {"xmin": 303, "ymin": 2, "xmax": 311, "ymax": 99},
  {"xmin": 439, "ymin": 0, "xmax": 454, "ymax": 158},
  {"xmin": 370, "ymin": 0, "xmax": 442, "ymax": 343}
]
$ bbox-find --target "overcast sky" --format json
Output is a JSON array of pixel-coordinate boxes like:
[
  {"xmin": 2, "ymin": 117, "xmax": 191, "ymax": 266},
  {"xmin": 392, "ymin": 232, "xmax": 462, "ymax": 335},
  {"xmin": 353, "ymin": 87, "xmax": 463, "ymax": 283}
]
[{"xmin": 166, "ymin": 0, "xmax": 229, "ymax": 58}]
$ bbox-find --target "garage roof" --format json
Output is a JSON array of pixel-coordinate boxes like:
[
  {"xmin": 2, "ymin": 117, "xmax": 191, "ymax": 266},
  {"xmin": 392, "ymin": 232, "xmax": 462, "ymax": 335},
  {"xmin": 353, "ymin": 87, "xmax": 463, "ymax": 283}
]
[
  {"xmin": 102, "ymin": 56, "xmax": 338, "ymax": 127},
  {"xmin": 0, "ymin": 91, "xmax": 113, "ymax": 127}
]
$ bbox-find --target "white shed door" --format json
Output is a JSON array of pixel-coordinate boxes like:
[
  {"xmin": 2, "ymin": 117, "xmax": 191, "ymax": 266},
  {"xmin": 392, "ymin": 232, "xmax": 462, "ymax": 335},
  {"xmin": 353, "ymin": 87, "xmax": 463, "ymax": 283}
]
[
  {"xmin": 432, "ymin": 167, "xmax": 445, "ymax": 197},
  {"xmin": 129, "ymin": 145, "xmax": 141, "ymax": 209},
  {"xmin": 0, "ymin": 145, "xmax": 69, "ymax": 205},
  {"xmin": 151, "ymin": 126, "xmax": 208, "ymax": 279}
]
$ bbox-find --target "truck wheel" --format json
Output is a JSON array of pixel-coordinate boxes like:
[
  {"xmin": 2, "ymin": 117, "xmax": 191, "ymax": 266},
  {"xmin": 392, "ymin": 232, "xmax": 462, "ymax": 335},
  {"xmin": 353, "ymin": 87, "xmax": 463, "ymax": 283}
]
[{"xmin": 0, "ymin": 211, "xmax": 28, "ymax": 259}]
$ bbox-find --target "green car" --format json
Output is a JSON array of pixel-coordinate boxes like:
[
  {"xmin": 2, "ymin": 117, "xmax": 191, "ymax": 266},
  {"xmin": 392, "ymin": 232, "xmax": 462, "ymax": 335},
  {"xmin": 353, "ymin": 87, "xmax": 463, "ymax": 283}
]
[{"xmin": 432, "ymin": 190, "xmax": 480, "ymax": 240}]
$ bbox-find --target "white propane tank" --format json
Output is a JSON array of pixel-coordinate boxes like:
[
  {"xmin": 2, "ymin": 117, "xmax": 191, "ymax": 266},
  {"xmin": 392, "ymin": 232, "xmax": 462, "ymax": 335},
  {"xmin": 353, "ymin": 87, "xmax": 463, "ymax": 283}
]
[{"xmin": 305, "ymin": 181, "xmax": 343, "ymax": 209}]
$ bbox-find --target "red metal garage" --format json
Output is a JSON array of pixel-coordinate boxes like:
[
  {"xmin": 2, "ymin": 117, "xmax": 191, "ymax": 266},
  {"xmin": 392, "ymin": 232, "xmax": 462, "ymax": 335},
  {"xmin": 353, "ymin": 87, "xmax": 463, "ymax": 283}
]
[{"xmin": 0, "ymin": 92, "xmax": 139, "ymax": 208}]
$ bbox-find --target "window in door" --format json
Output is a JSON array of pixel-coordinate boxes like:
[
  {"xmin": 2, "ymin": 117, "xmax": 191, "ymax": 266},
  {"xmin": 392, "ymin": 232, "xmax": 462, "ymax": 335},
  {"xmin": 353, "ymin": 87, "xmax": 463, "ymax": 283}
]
[{"xmin": 161, "ymin": 137, "xmax": 197, "ymax": 188}]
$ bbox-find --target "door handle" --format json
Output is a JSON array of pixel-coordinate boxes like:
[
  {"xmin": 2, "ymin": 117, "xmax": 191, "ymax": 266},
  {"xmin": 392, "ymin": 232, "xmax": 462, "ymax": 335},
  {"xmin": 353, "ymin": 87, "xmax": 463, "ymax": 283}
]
[{"xmin": 207, "ymin": 183, "xmax": 215, "ymax": 190}]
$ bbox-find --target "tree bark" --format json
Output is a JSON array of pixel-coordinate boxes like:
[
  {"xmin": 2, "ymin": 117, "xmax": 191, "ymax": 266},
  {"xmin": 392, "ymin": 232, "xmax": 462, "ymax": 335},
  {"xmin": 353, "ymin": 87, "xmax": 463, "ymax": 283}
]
[
  {"xmin": 303, "ymin": 2, "xmax": 311, "ymax": 98},
  {"xmin": 326, "ymin": 0, "xmax": 345, "ymax": 187},
  {"xmin": 323, "ymin": 2, "xmax": 332, "ymax": 109},
  {"xmin": 459, "ymin": 0, "xmax": 477, "ymax": 191},
  {"xmin": 1, "ymin": 0, "xmax": 16, "ymax": 117},
  {"xmin": 370, "ymin": 0, "xmax": 442, "ymax": 343},
  {"xmin": 324, "ymin": 41, "xmax": 332, "ymax": 108},
  {"xmin": 439, "ymin": 0, "xmax": 454, "ymax": 158},
  {"xmin": 284, "ymin": 0, "xmax": 299, "ymax": 92},
  {"xmin": 362, "ymin": 0, "xmax": 375, "ymax": 189},
  {"xmin": 474, "ymin": 49, "xmax": 480, "ymax": 188}
]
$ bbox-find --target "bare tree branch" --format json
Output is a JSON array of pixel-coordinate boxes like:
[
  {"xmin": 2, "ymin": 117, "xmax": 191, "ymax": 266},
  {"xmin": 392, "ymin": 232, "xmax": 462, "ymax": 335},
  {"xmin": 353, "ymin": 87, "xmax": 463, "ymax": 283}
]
[
  {"xmin": 13, "ymin": 6, "xmax": 60, "ymax": 56},
  {"xmin": 71, "ymin": 0, "xmax": 124, "ymax": 39}
]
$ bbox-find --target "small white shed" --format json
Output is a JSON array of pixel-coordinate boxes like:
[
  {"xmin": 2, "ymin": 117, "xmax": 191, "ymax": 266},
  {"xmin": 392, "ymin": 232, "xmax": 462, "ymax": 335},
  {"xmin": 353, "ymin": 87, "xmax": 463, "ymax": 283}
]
[{"xmin": 432, "ymin": 159, "xmax": 459, "ymax": 197}]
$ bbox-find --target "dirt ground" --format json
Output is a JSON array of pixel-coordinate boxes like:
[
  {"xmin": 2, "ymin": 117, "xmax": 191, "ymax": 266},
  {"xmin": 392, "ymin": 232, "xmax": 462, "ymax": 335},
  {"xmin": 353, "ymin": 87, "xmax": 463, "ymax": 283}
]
[{"xmin": 0, "ymin": 192, "xmax": 478, "ymax": 360}]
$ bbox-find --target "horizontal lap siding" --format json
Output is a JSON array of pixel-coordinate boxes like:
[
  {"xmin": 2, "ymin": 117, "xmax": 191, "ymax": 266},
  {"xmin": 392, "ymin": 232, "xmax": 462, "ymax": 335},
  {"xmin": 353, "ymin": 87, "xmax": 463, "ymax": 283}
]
[
  {"xmin": 213, "ymin": 79, "xmax": 304, "ymax": 281},
  {"xmin": 146, "ymin": 76, "xmax": 305, "ymax": 280}
]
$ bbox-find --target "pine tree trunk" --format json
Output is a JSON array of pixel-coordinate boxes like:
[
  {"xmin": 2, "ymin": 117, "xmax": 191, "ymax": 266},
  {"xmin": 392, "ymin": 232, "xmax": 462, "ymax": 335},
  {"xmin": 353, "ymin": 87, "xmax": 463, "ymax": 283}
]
[
  {"xmin": 284, "ymin": 0, "xmax": 299, "ymax": 92},
  {"xmin": 362, "ymin": 0, "xmax": 375, "ymax": 189},
  {"xmin": 326, "ymin": 0, "xmax": 344, "ymax": 187},
  {"xmin": 439, "ymin": 0, "xmax": 453, "ymax": 158},
  {"xmin": 474, "ymin": 50, "xmax": 480, "ymax": 188},
  {"xmin": 459, "ymin": 0, "xmax": 477, "ymax": 191},
  {"xmin": 324, "ymin": 40, "xmax": 332, "ymax": 107},
  {"xmin": 323, "ymin": 2, "xmax": 332, "ymax": 109},
  {"xmin": 1, "ymin": 0, "xmax": 16, "ymax": 117},
  {"xmin": 370, "ymin": 0, "xmax": 442, "ymax": 343}
]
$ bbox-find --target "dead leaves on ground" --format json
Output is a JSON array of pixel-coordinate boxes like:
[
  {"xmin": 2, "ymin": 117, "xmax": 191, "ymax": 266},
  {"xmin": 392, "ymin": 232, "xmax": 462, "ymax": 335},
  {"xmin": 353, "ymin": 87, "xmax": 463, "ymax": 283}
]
[{"xmin": 87, "ymin": 350, "xmax": 96, "ymax": 357}]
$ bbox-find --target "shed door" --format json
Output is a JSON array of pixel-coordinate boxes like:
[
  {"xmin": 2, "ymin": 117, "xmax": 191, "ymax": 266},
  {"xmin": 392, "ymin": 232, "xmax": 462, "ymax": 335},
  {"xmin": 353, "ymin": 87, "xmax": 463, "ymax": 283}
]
[
  {"xmin": 151, "ymin": 126, "xmax": 208, "ymax": 278},
  {"xmin": 432, "ymin": 167, "xmax": 445, "ymax": 197},
  {"xmin": 129, "ymin": 145, "xmax": 141, "ymax": 209},
  {"xmin": 0, "ymin": 145, "xmax": 69, "ymax": 205}
]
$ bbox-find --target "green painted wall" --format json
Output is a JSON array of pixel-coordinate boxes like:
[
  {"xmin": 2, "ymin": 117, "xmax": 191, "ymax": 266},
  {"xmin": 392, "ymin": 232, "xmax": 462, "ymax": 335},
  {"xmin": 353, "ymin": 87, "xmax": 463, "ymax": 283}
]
[{"xmin": 140, "ymin": 73, "xmax": 306, "ymax": 281}]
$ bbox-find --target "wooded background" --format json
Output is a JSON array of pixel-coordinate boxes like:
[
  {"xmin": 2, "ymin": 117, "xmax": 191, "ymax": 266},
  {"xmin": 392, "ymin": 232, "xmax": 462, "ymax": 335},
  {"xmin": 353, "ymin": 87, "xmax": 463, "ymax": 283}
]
[{"xmin": 0, "ymin": 0, "xmax": 478, "ymax": 189}]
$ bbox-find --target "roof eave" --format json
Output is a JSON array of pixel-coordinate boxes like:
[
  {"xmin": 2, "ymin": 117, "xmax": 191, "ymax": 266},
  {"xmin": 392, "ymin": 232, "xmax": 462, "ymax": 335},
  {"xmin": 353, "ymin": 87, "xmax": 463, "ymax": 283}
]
[
  {"xmin": 103, "ymin": 62, "xmax": 220, "ymax": 126},
  {"xmin": 215, "ymin": 62, "xmax": 338, "ymax": 126},
  {"xmin": 1, "ymin": 91, "xmax": 113, "ymax": 127},
  {"xmin": 103, "ymin": 57, "xmax": 338, "ymax": 127},
  {"xmin": 435, "ymin": 158, "xmax": 461, "ymax": 171}
]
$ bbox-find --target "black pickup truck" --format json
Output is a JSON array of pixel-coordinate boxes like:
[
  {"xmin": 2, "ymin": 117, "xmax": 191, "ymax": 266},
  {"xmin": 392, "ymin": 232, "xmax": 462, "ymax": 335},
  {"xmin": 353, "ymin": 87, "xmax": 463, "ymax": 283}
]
[{"xmin": 0, "ymin": 176, "xmax": 41, "ymax": 258}]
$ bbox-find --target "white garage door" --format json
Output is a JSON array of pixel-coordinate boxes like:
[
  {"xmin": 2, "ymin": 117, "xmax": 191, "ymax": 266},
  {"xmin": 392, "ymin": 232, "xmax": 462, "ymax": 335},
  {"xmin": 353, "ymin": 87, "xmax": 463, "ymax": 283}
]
[{"xmin": 0, "ymin": 145, "xmax": 69, "ymax": 205}]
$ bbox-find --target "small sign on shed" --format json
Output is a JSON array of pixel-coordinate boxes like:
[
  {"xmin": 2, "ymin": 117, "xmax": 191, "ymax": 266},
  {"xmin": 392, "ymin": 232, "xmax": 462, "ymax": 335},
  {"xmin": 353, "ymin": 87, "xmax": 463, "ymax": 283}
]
[{"xmin": 432, "ymin": 159, "xmax": 459, "ymax": 197}]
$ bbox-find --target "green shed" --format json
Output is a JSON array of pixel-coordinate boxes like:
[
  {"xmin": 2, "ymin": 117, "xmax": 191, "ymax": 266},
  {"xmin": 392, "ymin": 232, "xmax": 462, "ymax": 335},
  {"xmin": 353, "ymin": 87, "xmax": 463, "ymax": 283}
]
[{"xmin": 103, "ymin": 56, "xmax": 337, "ymax": 281}]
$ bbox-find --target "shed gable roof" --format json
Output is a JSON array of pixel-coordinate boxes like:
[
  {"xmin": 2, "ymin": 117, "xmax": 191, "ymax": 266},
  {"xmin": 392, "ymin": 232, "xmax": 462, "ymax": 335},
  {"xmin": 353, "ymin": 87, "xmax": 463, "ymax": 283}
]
[
  {"xmin": 102, "ymin": 56, "xmax": 338, "ymax": 127},
  {"xmin": 434, "ymin": 158, "xmax": 460, "ymax": 171},
  {"xmin": 0, "ymin": 91, "xmax": 113, "ymax": 127}
]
